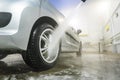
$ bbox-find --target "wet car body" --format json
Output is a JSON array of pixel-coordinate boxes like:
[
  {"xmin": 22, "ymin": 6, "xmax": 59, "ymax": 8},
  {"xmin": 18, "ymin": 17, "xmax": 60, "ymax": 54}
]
[{"xmin": 0, "ymin": 0, "xmax": 81, "ymax": 70}]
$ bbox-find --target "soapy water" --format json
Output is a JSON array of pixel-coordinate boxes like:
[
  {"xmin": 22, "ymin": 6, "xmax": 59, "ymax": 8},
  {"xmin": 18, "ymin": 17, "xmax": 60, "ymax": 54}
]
[{"xmin": 48, "ymin": 0, "xmax": 120, "ymax": 57}]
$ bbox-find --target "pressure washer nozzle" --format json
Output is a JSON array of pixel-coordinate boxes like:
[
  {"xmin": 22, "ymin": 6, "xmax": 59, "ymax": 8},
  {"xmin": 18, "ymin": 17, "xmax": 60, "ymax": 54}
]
[{"xmin": 81, "ymin": 0, "xmax": 86, "ymax": 2}]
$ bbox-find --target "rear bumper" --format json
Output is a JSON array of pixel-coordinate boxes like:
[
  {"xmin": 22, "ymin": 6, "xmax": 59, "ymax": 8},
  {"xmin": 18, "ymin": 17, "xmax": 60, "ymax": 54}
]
[
  {"xmin": 0, "ymin": 34, "xmax": 17, "ymax": 49},
  {"xmin": 0, "ymin": 10, "xmax": 21, "ymax": 49}
]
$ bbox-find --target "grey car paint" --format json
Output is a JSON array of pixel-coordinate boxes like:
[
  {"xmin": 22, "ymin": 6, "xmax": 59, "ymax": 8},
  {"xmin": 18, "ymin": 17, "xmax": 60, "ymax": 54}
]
[
  {"xmin": 0, "ymin": 0, "xmax": 80, "ymax": 53},
  {"xmin": 61, "ymin": 28, "xmax": 80, "ymax": 52}
]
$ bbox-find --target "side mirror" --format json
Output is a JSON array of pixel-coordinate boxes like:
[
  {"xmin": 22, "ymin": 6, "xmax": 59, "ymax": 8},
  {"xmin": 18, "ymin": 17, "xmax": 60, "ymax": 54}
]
[{"xmin": 77, "ymin": 29, "xmax": 82, "ymax": 35}]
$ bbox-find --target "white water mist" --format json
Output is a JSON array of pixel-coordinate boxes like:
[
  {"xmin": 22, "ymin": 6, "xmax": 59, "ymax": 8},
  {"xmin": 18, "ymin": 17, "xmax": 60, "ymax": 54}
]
[
  {"xmin": 47, "ymin": 1, "xmax": 84, "ymax": 57},
  {"xmin": 48, "ymin": 0, "xmax": 120, "ymax": 57}
]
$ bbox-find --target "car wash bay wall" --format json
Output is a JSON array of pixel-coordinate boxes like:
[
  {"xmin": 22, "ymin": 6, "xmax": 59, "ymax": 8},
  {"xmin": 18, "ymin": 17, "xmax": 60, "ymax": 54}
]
[{"xmin": 103, "ymin": 4, "xmax": 120, "ymax": 53}]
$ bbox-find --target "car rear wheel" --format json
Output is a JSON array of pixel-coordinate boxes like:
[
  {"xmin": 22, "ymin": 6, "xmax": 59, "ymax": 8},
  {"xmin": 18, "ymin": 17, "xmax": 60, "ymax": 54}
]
[
  {"xmin": 22, "ymin": 23, "xmax": 60, "ymax": 71},
  {"xmin": 76, "ymin": 41, "xmax": 82, "ymax": 56}
]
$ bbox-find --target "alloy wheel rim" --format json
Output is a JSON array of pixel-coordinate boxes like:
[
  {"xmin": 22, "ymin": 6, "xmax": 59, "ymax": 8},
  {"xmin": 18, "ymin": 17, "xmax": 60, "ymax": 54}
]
[{"xmin": 39, "ymin": 28, "xmax": 59, "ymax": 63}]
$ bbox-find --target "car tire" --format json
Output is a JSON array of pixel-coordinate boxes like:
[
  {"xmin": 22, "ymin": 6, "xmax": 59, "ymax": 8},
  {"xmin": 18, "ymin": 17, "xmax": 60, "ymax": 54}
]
[
  {"xmin": 76, "ymin": 41, "xmax": 82, "ymax": 56},
  {"xmin": 0, "ymin": 53, "xmax": 7, "ymax": 60},
  {"xmin": 22, "ymin": 23, "xmax": 60, "ymax": 71}
]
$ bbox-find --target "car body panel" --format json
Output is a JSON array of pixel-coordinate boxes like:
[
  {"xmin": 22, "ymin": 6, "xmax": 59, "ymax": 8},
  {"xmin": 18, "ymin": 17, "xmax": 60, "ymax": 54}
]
[
  {"xmin": 0, "ymin": 0, "xmax": 41, "ymax": 49},
  {"xmin": 40, "ymin": 0, "xmax": 64, "ymax": 25},
  {"xmin": 61, "ymin": 28, "xmax": 80, "ymax": 52}
]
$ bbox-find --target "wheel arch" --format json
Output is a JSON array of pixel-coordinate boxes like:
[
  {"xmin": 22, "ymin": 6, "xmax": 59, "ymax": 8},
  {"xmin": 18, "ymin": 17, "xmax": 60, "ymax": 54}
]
[
  {"xmin": 31, "ymin": 16, "xmax": 58, "ymax": 31},
  {"xmin": 27, "ymin": 16, "xmax": 58, "ymax": 49}
]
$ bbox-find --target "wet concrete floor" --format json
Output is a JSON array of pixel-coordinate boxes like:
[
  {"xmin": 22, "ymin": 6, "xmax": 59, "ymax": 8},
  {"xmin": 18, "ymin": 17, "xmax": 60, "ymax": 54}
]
[{"xmin": 0, "ymin": 52, "xmax": 120, "ymax": 80}]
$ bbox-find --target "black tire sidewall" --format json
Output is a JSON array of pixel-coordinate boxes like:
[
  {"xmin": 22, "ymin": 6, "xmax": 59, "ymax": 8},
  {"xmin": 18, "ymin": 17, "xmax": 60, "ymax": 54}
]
[{"xmin": 28, "ymin": 23, "xmax": 60, "ymax": 69}]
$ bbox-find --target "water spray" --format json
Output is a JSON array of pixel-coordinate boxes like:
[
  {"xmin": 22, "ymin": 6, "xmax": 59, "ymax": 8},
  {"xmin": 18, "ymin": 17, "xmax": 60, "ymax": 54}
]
[
  {"xmin": 48, "ymin": 1, "xmax": 85, "ymax": 58},
  {"xmin": 48, "ymin": 0, "xmax": 120, "ymax": 58}
]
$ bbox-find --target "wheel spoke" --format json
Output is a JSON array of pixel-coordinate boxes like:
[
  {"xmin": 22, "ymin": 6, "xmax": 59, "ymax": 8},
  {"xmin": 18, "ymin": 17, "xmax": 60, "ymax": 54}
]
[
  {"xmin": 41, "ymin": 36, "xmax": 47, "ymax": 41},
  {"xmin": 41, "ymin": 47, "xmax": 48, "ymax": 52},
  {"xmin": 41, "ymin": 36, "xmax": 49, "ymax": 44},
  {"xmin": 41, "ymin": 33, "xmax": 49, "ymax": 41},
  {"xmin": 43, "ymin": 34, "xmax": 49, "ymax": 41},
  {"xmin": 42, "ymin": 49, "xmax": 48, "ymax": 55},
  {"xmin": 39, "ymin": 27, "xmax": 59, "ymax": 63},
  {"xmin": 46, "ymin": 56, "xmax": 50, "ymax": 60}
]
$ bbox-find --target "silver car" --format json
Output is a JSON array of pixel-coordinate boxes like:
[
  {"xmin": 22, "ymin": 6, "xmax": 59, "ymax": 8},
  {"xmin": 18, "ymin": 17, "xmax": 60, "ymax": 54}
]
[{"xmin": 0, "ymin": 0, "xmax": 81, "ymax": 70}]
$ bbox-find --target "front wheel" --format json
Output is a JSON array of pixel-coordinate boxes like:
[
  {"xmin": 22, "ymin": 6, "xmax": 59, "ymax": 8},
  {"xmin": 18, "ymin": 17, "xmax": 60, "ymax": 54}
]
[
  {"xmin": 76, "ymin": 41, "xmax": 82, "ymax": 56},
  {"xmin": 22, "ymin": 23, "xmax": 60, "ymax": 71},
  {"xmin": 0, "ymin": 53, "xmax": 7, "ymax": 60}
]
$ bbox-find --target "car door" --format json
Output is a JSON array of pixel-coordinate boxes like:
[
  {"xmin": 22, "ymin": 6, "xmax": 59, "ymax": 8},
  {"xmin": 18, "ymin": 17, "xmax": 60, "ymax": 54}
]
[{"xmin": 61, "ymin": 27, "xmax": 80, "ymax": 52}]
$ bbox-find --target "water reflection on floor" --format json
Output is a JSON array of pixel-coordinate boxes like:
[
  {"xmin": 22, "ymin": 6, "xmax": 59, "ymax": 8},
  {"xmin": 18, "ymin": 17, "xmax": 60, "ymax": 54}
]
[{"xmin": 0, "ymin": 52, "xmax": 120, "ymax": 80}]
